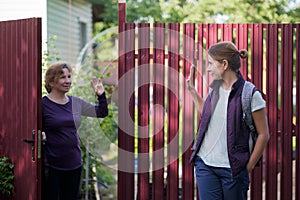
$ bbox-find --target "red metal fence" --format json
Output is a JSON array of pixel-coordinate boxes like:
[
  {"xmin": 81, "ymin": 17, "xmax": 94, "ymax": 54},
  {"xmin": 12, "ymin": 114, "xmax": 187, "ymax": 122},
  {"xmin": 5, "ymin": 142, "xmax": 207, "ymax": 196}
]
[{"xmin": 117, "ymin": 15, "xmax": 300, "ymax": 200}]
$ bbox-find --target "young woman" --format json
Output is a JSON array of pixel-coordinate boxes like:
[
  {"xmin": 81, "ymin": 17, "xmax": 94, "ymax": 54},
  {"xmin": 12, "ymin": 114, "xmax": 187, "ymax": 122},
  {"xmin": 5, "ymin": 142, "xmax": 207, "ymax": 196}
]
[
  {"xmin": 187, "ymin": 41, "xmax": 269, "ymax": 200},
  {"xmin": 42, "ymin": 62, "xmax": 108, "ymax": 200}
]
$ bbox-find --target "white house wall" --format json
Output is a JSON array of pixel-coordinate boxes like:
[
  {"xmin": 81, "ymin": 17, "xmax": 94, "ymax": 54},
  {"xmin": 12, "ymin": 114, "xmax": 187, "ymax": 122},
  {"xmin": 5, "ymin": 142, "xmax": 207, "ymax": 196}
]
[{"xmin": 47, "ymin": 0, "xmax": 92, "ymax": 65}]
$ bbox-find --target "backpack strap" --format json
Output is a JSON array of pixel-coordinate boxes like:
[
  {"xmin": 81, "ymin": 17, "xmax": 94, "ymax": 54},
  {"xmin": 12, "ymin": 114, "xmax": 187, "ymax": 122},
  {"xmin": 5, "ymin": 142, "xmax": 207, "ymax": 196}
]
[
  {"xmin": 242, "ymin": 81, "xmax": 255, "ymax": 131},
  {"xmin": 242, "ymin": 81, "xmax": 256, "ymax": 152}
]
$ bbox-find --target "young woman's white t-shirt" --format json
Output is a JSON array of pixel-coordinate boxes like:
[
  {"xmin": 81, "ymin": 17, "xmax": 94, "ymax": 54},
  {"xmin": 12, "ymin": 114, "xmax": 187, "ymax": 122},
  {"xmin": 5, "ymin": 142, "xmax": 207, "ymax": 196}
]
[{"xmin": 197, "ymin": 86, "xmax": 265, "ymax": 168}]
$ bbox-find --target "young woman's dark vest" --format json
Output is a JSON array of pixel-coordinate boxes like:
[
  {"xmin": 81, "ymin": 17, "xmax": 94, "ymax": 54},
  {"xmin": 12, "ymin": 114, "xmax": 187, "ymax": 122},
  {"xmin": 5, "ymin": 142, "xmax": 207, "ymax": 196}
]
[{"xmin": 190, "ymin": 72, "xmax": 256, "ymax": 176}]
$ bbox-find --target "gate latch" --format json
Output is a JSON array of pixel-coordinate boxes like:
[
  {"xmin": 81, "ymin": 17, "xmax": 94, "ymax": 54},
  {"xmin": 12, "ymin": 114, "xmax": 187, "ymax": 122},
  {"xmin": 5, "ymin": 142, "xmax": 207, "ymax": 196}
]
[{"xmin": 22, "ymin": 130, "xmax": 36, "ymax": 161}]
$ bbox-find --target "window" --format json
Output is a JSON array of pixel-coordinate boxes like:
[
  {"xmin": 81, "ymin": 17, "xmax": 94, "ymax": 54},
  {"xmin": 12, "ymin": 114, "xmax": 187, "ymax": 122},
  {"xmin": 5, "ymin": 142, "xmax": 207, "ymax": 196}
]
[{"xmin": 80, "ymin": 21, "xmax": 87, "ymax": 50}]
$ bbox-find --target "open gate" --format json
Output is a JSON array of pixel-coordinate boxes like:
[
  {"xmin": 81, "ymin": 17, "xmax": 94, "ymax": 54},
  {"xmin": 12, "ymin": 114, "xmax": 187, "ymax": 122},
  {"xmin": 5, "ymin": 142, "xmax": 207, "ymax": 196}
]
[
  {"xmin": 118, "ymin": 3, "xmax": 300, "ymax": 200},
  {"xmin": 0, "ymin": 18, "xmax": 42, "ymax": 200}
]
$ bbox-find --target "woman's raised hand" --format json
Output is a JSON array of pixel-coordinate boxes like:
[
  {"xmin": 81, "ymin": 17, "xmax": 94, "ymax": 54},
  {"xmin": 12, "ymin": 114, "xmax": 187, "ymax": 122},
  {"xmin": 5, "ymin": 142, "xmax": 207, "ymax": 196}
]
[
  {"xmin": 186, "ymin": 64, "xmax": 196, "ymax": 91},
  {"xmin": 91, "ymin": 77, "xmax": 105, "ymax": 96}
]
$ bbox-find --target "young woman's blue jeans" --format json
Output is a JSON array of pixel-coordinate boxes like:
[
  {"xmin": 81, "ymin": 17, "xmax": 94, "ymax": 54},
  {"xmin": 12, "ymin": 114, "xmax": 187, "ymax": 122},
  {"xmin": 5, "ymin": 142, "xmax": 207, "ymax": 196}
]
[{"xmin": 194, "ymin": 156, "xmax": 249, "ymax": 200}]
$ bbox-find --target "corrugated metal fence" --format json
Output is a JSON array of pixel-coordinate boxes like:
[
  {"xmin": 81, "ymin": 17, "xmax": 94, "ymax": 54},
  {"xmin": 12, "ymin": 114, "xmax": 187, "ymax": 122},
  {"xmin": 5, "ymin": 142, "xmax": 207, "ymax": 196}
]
[
  {"xmin": 0, "ymin": 18, "xmax": 42, "ymax": 200},
  {"xmin": 117, "ymin": 22, "xmax": 300, "ymax": 200}
]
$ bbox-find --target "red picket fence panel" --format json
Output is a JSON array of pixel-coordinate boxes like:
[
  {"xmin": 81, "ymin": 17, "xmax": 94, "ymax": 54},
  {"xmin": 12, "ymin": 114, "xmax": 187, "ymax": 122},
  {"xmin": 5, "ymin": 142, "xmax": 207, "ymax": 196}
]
[{"xmin": 118, "ymin": 21, "xmax": 300, "ymax": 200}]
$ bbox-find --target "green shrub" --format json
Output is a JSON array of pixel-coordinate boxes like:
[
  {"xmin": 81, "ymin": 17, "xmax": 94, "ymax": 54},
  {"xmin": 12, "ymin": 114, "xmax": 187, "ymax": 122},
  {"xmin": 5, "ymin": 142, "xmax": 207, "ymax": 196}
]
[{"xmin": 0, "ymin": 157, "xmax": 14, "ymax": 196}]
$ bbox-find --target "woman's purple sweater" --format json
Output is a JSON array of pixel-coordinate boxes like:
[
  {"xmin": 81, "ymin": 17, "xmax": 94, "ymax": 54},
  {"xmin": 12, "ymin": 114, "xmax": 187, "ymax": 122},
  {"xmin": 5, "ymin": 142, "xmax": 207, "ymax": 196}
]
[{"xmin": 42, "ymin": 93, "xmax": 108, "ymax": 170}]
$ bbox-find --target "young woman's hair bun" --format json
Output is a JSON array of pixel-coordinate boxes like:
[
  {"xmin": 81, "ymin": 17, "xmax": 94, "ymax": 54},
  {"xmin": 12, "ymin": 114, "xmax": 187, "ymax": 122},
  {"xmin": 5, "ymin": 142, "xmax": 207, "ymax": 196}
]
[{"xmin": 239, "ymin": 49, "xmax": 248, "ymax": 59}]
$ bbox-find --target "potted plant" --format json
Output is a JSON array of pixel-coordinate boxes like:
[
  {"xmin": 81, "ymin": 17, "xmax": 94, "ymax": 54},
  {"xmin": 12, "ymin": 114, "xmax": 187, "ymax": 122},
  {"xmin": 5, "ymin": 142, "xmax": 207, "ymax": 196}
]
[{"xmin": 0, "ymin": 157, "xmax": 14, "ymax": 197}]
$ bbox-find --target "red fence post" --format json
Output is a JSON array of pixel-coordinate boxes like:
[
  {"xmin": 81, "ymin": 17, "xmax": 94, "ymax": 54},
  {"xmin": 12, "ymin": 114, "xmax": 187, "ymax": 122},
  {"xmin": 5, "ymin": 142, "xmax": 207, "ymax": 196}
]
[
  {"xmin": 221, "ymin": 24, "xmax": 233, "ymax": 42},
  {"xmin": 137, "ymin": 23, "xmax": 150, "ymax": 200},
  {"xmin": 117, "ymin": 2, "xmax": 126, "ymax": 200},
  {"xmin": 250, "ymin": 23, "xmax": 264, "ymax": 200},
  {"xmin": 265, "ymin": 24, "xmax": 279, "ymax": 200},
  {"xmin": 182, "ymin": 23, "xmax": 196, "ymax": 200},
  {"xmin": 152, "ymin": 22, "xmax": 166, "ymax": 200},
  {"xmin": 167, "ymin": 23, "xmax": 180, "ymax": 200},
  {"xmin": 236, "ymin": 24, "xmax": 248, "ymax": 78},
  {"xmin": 118, "ymin": 2, "xmax": 135, "ymax": 199},
  {"xmin": 280, "ymin": 24, "xmax": 294, "ymax": 200},
  {"xmin": 295, "ymin": 23, "xmax": 300, "ymax": 200},
  {"xmin": 206, "ymin": 24, "xmax": 218, "ymax": 86}
]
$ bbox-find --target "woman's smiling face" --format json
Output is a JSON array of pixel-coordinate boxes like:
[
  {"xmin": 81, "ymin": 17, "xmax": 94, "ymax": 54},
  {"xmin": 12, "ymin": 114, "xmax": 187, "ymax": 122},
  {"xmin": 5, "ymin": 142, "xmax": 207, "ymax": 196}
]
[{"xmin": 51, "ymin": 68, "xmax": 72, "ymax": 93}]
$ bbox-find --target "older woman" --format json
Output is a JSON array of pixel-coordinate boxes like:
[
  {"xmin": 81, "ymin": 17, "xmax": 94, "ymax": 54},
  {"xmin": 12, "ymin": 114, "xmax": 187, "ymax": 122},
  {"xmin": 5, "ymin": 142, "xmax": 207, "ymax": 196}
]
[{"xmin": 42, "ymin": 62, "xmax": 108, "ymax": 200}]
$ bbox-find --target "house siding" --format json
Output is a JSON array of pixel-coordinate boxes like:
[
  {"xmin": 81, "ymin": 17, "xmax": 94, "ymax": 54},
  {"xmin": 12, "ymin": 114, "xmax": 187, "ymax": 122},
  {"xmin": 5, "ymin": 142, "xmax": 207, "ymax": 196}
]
[{"xmin": 47, "ymin": 0, "xmax": 93, "ymax": 65}]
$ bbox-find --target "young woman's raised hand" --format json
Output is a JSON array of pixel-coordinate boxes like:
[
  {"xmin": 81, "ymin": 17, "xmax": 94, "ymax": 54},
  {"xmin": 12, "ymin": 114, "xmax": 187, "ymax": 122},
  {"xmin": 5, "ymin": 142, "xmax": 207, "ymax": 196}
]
[{"xmin": 186, "ymin": 64, "xmax": 196, "ymax": 91}]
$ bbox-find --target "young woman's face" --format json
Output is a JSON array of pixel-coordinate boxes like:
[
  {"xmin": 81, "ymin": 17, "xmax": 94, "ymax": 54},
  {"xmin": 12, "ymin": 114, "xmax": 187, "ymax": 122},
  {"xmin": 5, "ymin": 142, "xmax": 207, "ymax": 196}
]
[
  {"xmin": 207, "ymin": 55, "xmax": 226, "ymax": 80},
  {"xmin": 51, "ymin": 68, "xmax": 72, "ymax": 93}
]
